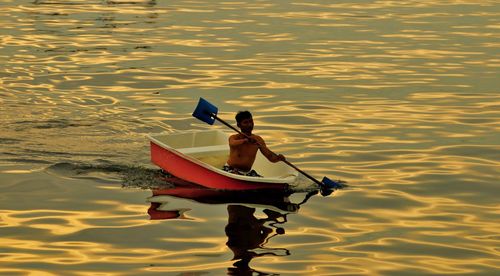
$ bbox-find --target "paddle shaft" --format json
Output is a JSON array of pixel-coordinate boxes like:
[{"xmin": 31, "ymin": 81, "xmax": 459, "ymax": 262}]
[
  {"xmin": 212, "ymin": 113, "xmax": 325, "ymax": 186},
  {"xmin": 214, "ymin": 115, "xmax": 242, "ymax": 136},
  {"xmin": 282, "ymin": 160, "xmax": 324, "ymax": 186}
]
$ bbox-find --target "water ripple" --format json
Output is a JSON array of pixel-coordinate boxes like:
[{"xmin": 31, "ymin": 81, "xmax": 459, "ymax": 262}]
[{"xmin": 1, "ymin": 0, "xmax": 499, "ymax": 274}]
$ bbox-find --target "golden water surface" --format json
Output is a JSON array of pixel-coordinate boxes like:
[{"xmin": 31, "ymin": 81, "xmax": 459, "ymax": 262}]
[{"xmin": 1, "ymin": 0, "xmax": 499, "ymax": 275}]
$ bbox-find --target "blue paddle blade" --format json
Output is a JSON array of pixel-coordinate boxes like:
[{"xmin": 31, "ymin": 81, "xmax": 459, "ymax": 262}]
[
  {"xmin": 321, "ymin": 176, "xmax": 342, "ymax": 189},
  {"xmin": 192, "ymin": 97, "xmax": 218, "ymax": 125}
]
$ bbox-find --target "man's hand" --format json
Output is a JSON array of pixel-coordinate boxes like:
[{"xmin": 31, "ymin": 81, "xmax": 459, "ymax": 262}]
[{"xmin": 276, "ymin": 153, "xmax": 286, "ymax": 162}]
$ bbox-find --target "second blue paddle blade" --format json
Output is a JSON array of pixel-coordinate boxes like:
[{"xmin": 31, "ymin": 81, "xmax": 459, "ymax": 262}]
[
  {"xmin": 192, "ymin": 97, "xmax": 218, "ymax": 125},
  {"xmin": 321, "ymin": 176, "xmax": 345, "ymax": 189}
]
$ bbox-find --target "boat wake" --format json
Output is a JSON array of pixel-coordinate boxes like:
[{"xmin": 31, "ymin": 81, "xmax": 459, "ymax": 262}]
[{"xmin": 45, "ymin": 161, "xmax": 172, "ymax": 188}]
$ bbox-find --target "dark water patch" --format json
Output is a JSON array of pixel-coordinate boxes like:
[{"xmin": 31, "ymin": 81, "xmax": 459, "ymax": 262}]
[
  {"xmin": 105, "ymin": 0, "xmax": 157, "ymax": 6},
  {"xmin": 1, "ymin": 158, "xmax": 53, "ymax": 165},
  {"xmin": 134, "ymin": 45, "xmax": 151, "ymax": 50},
  {"xmin": 33, "ymin": 0, "xmax": 102, "ymax": 4},
  {"xmin": 96, "ymin": 16, "xmax": 115, "ymax": 22},
  {"xmin": 163, "ymin": 73, "xmax": 211, "ymax": 80},
  {"xmin": 24, "ymin": 149, "xmax": 73, "ymax": 158},
  {"xmin": 224, "ymin": 81, "xmax": 270, "ymax": 87},
  {"xmin": 0, "ymin": 138, "xmax": 22, "ymax": 145},
  {"xmin": 44, "ymin": 48, "xmax": 90, "ymax": 53},
  {"xmin": 13, "ymin": 119, "xmax": 94, "ymax": 130},
  {"xmin": 456, "ymin": 118, "xmax": 499, "ymax": 125}
]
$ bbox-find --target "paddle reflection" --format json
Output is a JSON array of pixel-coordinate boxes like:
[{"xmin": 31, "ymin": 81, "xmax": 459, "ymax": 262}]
[{"xmin": 145, "ymin": 177, "xmax": 317, "ymax": 274}]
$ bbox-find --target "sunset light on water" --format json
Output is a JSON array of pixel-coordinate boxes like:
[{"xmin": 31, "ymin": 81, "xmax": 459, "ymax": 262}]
[{"xmin": 1, "ymin": 0, "xmax": 499, "ymax": 275}]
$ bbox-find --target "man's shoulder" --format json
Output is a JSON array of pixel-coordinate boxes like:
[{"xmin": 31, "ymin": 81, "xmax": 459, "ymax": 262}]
[
  {"xmin": 229, "ymin": 133, "xmax": 242, "ymax": 140},
  {"xmin": 252, "ymin": 134, "xmax": 265, "ymax": 142}
]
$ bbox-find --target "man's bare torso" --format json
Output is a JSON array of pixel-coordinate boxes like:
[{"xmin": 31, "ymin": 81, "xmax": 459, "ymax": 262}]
[{"xmin": 226, "ymin": 134, "xmax": 261, "ymax": 171}]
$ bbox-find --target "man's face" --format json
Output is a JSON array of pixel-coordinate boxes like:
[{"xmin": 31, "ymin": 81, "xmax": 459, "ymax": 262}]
[{"xmin": 238, "ymin": 117, "xmax": 254, "ymax": 133}]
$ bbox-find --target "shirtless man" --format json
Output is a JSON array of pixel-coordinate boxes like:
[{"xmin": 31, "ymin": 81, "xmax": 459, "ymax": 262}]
[{"xmin": 223, "ymin": 111, "xmax": 285, "ymax": 176}]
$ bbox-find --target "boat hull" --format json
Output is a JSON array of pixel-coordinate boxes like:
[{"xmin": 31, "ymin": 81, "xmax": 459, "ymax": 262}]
[{"xmin": 150, "ymin": 141, "xmax": 288, "ymax": 190}]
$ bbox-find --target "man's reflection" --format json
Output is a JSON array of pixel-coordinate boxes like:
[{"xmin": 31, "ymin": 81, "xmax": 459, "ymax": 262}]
[{"xmin": 225, "ymin": 205, "xmax": 290, "ymax": 275}]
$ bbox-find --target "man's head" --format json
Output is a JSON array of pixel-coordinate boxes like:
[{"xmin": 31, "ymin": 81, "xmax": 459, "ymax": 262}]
[{"xmin": 235, "ymin": 111, "xmax": 253, "ymax": 134}]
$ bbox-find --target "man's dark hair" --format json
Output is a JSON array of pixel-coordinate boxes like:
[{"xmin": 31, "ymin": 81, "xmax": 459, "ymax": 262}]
[{"xmin": 235, "ymin": 110, "xmax": 252, "ymax": 124}]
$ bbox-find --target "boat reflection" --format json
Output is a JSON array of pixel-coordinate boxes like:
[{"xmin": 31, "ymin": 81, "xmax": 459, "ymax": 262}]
[
  {"xmin": 148, "ymin": 186, "xmax": 301, "ymax": 220},
  {"xmin": 146, "ymin": 176, "xmax": 318, "ymax": 274}
]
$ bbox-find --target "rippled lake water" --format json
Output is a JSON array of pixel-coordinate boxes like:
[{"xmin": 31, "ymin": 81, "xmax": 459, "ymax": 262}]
[{"xmin": 1, "ymin": 0, "xmax": 499, "ymax": 275}]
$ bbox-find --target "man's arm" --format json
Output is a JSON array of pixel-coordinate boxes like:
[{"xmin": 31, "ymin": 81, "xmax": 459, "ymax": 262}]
[
  {"xmin": 229, "ymin": 134, "xmax": 248, "ymax": 147},
  {"xmin": 255, "ymin": 136, "xmax": 285, "ymax": 163}
]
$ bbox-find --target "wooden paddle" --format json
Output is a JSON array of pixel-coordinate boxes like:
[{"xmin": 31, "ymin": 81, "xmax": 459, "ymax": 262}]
[{"xmin": 192, "ymin": 97, "xmax": 342, "ymax": 191}]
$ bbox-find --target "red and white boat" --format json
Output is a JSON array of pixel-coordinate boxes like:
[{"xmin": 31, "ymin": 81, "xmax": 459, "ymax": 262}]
[{"xmin": 148, "ymin": 130, "xmax": 298, "ymax": 190}]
